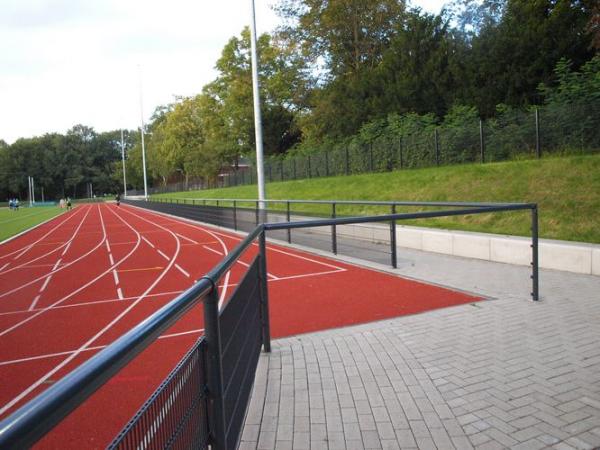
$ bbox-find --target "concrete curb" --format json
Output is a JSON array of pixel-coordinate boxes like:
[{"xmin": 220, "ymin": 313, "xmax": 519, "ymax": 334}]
[{"xmin": 328, "ymin": 222, "xmax": 600, "ymax": 276}]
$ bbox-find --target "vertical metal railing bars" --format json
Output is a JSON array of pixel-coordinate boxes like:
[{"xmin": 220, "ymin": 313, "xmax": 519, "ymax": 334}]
[
  {"xmin": 139, "ymin": 197, "xmax": 538, "ymax": 302},
  {"xmin": 0, "ymin": 198, "xmax": 539, "ymax": 450},
  {"xmin": 0, "ymin": 225, "xmax": 270, "ymax": 450}
]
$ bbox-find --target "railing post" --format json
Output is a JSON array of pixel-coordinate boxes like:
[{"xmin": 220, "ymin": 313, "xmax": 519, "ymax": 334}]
[
  {"xmin": 258, "ymin": 230, "xmax": 271, "ymax": 352},
  {"xmin": 531, "ymin": 205, "xmax": 539, "ymax": 301},
  {"xmin": 286, "ymin": 201, "xmax": 291, "ymax": 244},
  {"xmin": 390, "ymin": 204, "xmax": 397, "ymax": 269},
  {"xmin": 255, "ymin": 201, "xmax": 259, "ymax": 225},
  {"xmin": 203, "ymin": 285, "xmax": 227, "ymax": 449},
  {"xmin": 479, "ymin": 119, "xmax": 485, "ymax": 163},
  {"xmin": 331, "ymin": 203, "xmax": 337, "ymax": 255},
  {"xmin": 233, "ymin": 200, "xmax": 237, "ymax": 231}
]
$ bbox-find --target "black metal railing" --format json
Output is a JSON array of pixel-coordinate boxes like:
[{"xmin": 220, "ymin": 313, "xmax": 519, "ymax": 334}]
[
  {"xmin": 0, "ymin": 197, "xmax": 539, "ymax": 450},
  {"xmin": 0, "ymin": 224, "xmax": 270, "ymax": 450},
  {"xmin": 139, "ymin": 197, "xmax": 539, "ymax": 302}
]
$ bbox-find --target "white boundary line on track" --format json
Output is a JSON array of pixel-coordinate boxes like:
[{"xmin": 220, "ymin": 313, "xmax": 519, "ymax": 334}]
[
  {"xmin": 0, "ymin": 206, "xmax": 114, "ymax": 300},
  {"xmin": 0, "ymin": 329, "xmax": 204, "ymax": 367},
  {"xmin": 0, "ymin": 206, "xmax": 94, "ymax": 288},
  {"xmin": 6, "ymin": 206, "xmax": 87, "ymax": 263},
  {"xmin": 0, "ymin": 263, "xmax": 8, "ymax": 273},
  {"xmin": 0, "ymin": 290, "xmax": 186, "ymax": 317},
  {"xmin": 174, "ymin": 264, "xmax": 190, "ymax": 278},
  {"xmin": 0, "ymin": 205, "xmax": 140, "ymax": 337},
  {"xmin": 0, "ymin": 204, "xmax": 180, "ymax": 416},
  {"xmin": 0, "ymin": 206, "xmax": 82, "ymax": 256},
  {"xmin": 3, "ymin": 205, "xmax": 89, "ymax": 270}
]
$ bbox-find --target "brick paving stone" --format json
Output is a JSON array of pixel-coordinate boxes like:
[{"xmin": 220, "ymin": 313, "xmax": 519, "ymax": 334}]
[{"xmin": 241, "ymin": 243, "xmax": 600, "ymax": 450}]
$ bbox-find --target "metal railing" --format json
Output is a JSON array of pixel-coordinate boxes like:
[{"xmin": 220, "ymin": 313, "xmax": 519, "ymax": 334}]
[
  {"xmin": 0, "ymin": 225, "xmax": 270, "ymax": 450},
  {"xmin": 144, "ymin": 197, "xmax": 539, "ymax": 302},
  {"xmin": 0, "ymin": 197, "xmax": 539, "ymax": 450}
]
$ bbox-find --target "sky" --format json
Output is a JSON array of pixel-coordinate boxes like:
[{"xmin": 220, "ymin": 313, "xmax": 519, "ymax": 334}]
[{"xmin": 0, "ymin": 0, "xmax": 446, "ymax": 144}]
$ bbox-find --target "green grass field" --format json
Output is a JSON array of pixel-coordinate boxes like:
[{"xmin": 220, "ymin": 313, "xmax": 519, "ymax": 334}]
[
  {"xmin": 0, "ymin": 206, "xmax": 65, "ymax": 242},
  {"xmin": 154, "ymin": 154, "xmax": 600, "ymax": 243}
]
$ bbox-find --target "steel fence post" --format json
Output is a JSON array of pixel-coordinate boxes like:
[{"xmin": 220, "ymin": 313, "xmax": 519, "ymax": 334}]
[
  {"xmin": 399, "ymin": 136, "xmax": 403, "ymax": 169},
  {"xmin": 390, "ymin": 204, "xmax": 397, "ymax": 268},
  {"xmin": 531, "ymin": 205, "xmax": 539, "ymax": 301},
  {"xmin": 203, "ymin": 285, "xmax": 227, "ymax": 449},
  {"xmin": 258, "ymin": 230, "xmax": 271, "ymax": 352},
  {"xmin": 535, "ymin": 108, "xmax": 541, "ymax": 158},
  {"xmin": 434, "ymin": 129, "xmax": 440, "ymax": 166},
  {"xmin": 286, "ymin": 201, "xmax": 291, "ymax": 244},
  {"xmin": 480, "ymin": 119, "xmax": 485, "ymax": 163},
  {"xmin": 345, "ymin": 147, "xmax": 350, "ymax": 175},
  {"xmin": 331, "ymin": 202, "xmax": 337, "ymax": 255},
  {"xmin": 233, "ymin": 200, "xmax": 237, "ymax": 231},
  {"xmin": 255, "ymin": 201, "xmax": 259, "ymax": 225}
]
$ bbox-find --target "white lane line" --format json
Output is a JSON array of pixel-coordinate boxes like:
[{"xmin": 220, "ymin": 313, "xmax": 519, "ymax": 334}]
[
  {"xmin": 105, "ymin": 240, "xmax": 111, "ymax": 253},
  {"xmin": 202, "ymin": 245, "xmax": 223, "ymax": 256},
  {"xmin": 52, "ymin": 259, "xmax": 62, "ymax": 271},
  {"xmin": 40, "ymin": 276, "xmax": 52, "ymax": 293},
  {"xmin": 0, "ymin": 290, "xmax": 186, "ymax": 317},
  {"xmin": 175, "ymin": 264, "xmax": 190, "ymax": 278},
  {"xmin": 0, "ymin": 329, "xmax": 204, "ymax": 367},
  {"xmin": 112, "ymin": 270, "xmax": 120, "ymax": 285},
  {"xmin": 175, "ymin": 233, "xmax": 198, "ymax": 244},
  {"xmin": 0, "ymin": 263, "xmax": 9, "ymax": 273},
  {"xmin": 122, "ymin": 204, "xmax": 232, "ymax": 308},
  {"xmin": 61, "ymin": 240, "xmax": 72, "ymax": 257},
  {"xmin": 0, "ymin": 205, "xmax": 180, "ymax": 416},
  {"xmin": 0, "ymin": 208, "xmax": 98, "ymax": 296},
  {"xmin": 29, "ymin": 295, "xmax": 41, "ymax": 311},
  {"xmin": 7, "ymin": 206, "xmax": 87, "ymax": 261},
  {"xmin": 117, "ymin": 288, "xmax": 124, "ymax": 300},
  {"xmin": 141, "ymin": 236, "xmax": 155, "ymax": 248},
  {"xmin": 157, "ymin": 249, "xmax": 170, "ymax": 260},
  {"xmin": 235, "ymin": 258, "xmax": 278, "ymax": 279},
  {"xmin": 0, "ymin": 205, "xmax": 134, "ymax": 337},
  {"xmin": 108, "ymin": 253, "xmax": 115, "ymax": 266}
]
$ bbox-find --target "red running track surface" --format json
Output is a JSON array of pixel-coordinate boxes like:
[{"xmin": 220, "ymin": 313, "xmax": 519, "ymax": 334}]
[{"xmin": 0, "ymin": 203, "xmax": 480, "ymax": 449}]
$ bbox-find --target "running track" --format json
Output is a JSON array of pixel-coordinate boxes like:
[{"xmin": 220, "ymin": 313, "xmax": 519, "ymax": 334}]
[{"xmin": 0, "ymin": 203, "xmax": 480, "ymax": 448}]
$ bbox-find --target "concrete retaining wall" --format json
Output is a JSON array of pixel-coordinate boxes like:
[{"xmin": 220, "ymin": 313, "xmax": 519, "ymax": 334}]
[{"xmin": 325, "ymin": 222, "xmax": 600, "ymax": 276}]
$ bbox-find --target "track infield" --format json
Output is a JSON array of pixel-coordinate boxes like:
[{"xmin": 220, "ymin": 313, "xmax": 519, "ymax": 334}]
[{"xmin": 0, "ymin": 203, "xmax": 481, "ymax": 448}]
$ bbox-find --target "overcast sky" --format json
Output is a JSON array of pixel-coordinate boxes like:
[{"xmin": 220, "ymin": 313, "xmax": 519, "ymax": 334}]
[{"xmin": 0, "ymin": 0, "xmax": 445, "ymax": 144}]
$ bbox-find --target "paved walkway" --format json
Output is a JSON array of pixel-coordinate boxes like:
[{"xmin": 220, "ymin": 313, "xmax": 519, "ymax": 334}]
[{"xmin": 241, "ymin": 243, "xmax": 600, "ymax": 449}]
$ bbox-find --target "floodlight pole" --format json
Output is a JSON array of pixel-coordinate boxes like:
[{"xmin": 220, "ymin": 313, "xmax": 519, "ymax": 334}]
[
  {"xmin": 249, "ymin": 0, "xmax": 266, "ymax": 213},
  {"xmin": 138, "ymin": 66, "xmax": 149, "ymax": 200},
  {"xmin": 121, "ymin": 129, "xmax": 127, "ymax": 197}
]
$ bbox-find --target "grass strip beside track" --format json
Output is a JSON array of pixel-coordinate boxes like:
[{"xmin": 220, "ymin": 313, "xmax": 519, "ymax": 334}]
[
  {"xmin": 153, "ymin": 154, "xmax": 600, "ymax": 244},
  {"xmin": 0, "ymin": 207, "xmax": 65, "ymax": 242}
]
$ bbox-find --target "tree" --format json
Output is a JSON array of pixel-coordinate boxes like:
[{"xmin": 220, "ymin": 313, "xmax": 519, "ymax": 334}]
[{"xmin": 276, "ymin": 0, "xmax": 406, "ymax": 77}]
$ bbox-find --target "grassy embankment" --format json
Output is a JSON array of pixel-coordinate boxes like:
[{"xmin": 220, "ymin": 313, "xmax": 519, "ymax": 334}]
[
  {"xmin": 0, "ymin": 206, "xmax": 64, "ymax": 242},
  {"xmin": 154, "ymin": 154, "xmax": 600, "ymax": 243}
]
